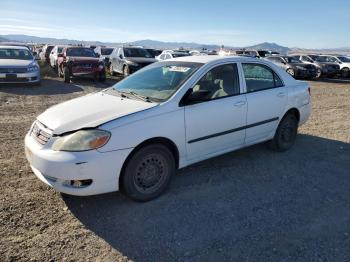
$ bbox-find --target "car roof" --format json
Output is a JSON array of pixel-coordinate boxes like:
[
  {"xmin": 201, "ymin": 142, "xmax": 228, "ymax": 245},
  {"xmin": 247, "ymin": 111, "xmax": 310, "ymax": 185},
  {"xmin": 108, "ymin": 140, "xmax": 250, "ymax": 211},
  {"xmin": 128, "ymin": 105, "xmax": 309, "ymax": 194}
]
[
  {"xmin": 166, "ymin": 55, "xmax": 262, "ymax": 64},
  {"xmin": 0, "ymin": 45, "xmax": 29, "ymax": 50}
]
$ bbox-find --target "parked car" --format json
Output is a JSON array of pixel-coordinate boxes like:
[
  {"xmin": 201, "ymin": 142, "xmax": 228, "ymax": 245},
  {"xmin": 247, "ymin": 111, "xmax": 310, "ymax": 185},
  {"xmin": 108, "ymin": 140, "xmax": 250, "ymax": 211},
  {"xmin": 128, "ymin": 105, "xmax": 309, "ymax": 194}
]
[
  {"xmin": 308, "ymin": 55, "xmax": 342, "ymax": 78},
  {"xmin": 257, "ymin": 50, "xmax": 280, "ymax": 58},
  {"xmin": 57, "ymin": 46, "xmax": 106, "ymax": 83},
  {"xmin": 110, "ymin": 46, "xmax": 157, "ymax": 76},
  {"xmin": 0, "ymin": 45, "xmax": 40, "ymax": 85},
  {"xmin": 236, "ymin": 50, "xmax": 260, "ymax": 58},
  {"xmin": 0, "ymin": 42, "xmax": 31, "ymax": 51},
  {"xmin": 94, "ymin": 46, "xmax": 114, "ymax": 68},
  {"xmin": 49, "ymin": 45, "xmax": 66, "ymax": 69},
  {"xmin": 289, "ymin": 55, "xmax": 323, "ymax": 78},
  {"xmin": 145, "ymin": 48, "xmax": 162, "ymax": 58},
  {"xmin": 336, "ymin": 55, "xmax": 350, "ymax": 77},
  {"xmin": 156, "ymin": 50, "xmax": 191, "ymax": 61},
  {"xmin": 25, "ymin": 55, "xmax": 311, "ymax": 201},
  {"xmin": 40, "ymin": 44, "xmax": 54, "ymax": 64},
  {"xmin": 265, "ymin": 56, "xmax": 317, "ymax": 79}
]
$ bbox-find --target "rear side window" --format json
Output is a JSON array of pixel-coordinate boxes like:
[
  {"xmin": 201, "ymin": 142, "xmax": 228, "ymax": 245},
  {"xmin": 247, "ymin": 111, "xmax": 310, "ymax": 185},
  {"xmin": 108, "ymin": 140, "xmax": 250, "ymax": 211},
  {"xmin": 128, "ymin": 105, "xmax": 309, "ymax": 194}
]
[{"xmin": 242, "ymin": 63, "xmax": 283, "ymax": 93}]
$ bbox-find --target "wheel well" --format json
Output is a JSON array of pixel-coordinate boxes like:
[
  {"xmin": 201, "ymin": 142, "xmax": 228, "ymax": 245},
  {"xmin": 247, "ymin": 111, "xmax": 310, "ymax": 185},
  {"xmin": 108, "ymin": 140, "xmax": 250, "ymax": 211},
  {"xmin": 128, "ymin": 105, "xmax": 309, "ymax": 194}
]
[
  {"xmin": 284, "ymin": 108, "xmax": 300, "ymax": 122},
  {"xmin": 119, "ymin": 137, "xmax": 180, "ymax": 190}
]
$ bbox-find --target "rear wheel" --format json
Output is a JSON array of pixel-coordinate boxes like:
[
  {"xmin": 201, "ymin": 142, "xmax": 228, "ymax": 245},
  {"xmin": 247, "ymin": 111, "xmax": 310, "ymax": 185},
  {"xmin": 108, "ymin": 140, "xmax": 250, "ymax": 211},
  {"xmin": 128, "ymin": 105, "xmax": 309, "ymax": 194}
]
[
  {"xmin": 269, "ymin": 113, "xmax": 298, "ymax": 152},
  {"xmin": 57, "ymin": 65, "xmax": 62, "ymax": 78},
  {"xmin": 63, "ymin": 67, "xmax": 70, "ymax": 83},
  {"xmin": 99, "ymin": 70, "xmax": 106, "ymax": 82},
  {"xmin": 121, "ymin": 144, "xmax": 175, "ymax": 201}
]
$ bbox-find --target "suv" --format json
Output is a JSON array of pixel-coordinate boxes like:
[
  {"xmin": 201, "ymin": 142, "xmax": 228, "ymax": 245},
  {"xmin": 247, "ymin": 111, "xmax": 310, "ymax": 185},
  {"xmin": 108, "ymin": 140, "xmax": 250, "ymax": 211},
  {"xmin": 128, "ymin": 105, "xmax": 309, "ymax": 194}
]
[
  {"xmin": 57, "ymin": 46, "xmax": 106, "ymax": 83},
  {"xmin": 265, "ymin": 56, "xmax": 317, "ymax": 79},
  {"xmin": 308, "ymin": 55, "xmax": 341, "ymax": 78},
  {"xmin": 94, "ymin": 46, "xmax": 114, "ymax": 69},
  {"xmin": 110, "ymin": 46, "xmax": 157, "ymax": 76}
]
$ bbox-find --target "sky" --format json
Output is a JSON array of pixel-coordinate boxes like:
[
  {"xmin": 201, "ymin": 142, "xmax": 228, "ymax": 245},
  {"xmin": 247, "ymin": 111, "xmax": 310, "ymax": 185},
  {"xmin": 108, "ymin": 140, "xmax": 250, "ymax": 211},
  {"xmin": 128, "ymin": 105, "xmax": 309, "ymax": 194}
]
[{"xmin": 1, "ymin": 0, "xmax": 350, "ymax": 48}]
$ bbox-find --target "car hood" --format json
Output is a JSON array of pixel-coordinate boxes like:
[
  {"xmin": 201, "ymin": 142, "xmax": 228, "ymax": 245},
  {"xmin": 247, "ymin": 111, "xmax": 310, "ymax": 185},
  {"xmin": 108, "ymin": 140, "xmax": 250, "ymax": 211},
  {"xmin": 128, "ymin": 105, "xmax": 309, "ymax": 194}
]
[
  {"xmin": 0, "ymin": 59, "xmax": 33, "ymax": 67},
  {"xmin": 125, "ymin": 57, "xmax": 157, "ymax": 63},
  {"xmin": 37, "ymin": 92, "xmax": 157, "ymax": 135}
]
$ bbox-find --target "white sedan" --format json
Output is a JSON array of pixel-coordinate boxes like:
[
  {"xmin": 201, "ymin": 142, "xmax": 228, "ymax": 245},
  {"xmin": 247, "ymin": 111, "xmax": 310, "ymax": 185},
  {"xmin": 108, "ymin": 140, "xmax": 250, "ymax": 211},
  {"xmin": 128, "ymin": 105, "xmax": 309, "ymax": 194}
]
[{"xmin": 25, "ymin": 56, "xmax": 311, "ymax": 201}]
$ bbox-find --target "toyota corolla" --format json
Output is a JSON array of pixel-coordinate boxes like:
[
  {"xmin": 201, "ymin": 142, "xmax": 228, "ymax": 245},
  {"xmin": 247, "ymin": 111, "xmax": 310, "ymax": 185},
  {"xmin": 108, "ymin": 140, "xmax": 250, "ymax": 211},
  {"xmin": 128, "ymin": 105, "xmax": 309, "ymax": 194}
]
[{"xmin": 25, "ymin": 56, "xmax": 311, "ymax": 201}]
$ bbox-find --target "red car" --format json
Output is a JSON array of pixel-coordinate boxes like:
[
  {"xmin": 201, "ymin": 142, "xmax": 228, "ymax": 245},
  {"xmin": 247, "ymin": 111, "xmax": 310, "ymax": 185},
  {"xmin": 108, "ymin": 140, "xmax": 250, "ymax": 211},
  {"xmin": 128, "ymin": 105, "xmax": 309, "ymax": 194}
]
[{"xmin": 57, "ymin": 47, "xmax": 106, "ymax": 83}]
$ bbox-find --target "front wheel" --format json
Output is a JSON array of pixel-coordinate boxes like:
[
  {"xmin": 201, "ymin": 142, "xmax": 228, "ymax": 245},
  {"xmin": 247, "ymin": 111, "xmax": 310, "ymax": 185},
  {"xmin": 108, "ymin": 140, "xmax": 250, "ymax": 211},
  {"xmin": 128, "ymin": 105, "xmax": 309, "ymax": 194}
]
[
  {"xmin": 123, "ymin": 65, "xmax": 129, "ymax": 77},
  {"xmin": 341, "ymin": 67, "xmax": 349, "ymax": 78},
  {"xmin": 269, "ymin": 113, "xmax": 298, "ymax": 152},
  {"xmin": 315, "ymin": 68, "xmax": 322, "ymax": 78},
  {"xmin": 121, "ymin": 144, "xmax": 175, "ymax": 201}
]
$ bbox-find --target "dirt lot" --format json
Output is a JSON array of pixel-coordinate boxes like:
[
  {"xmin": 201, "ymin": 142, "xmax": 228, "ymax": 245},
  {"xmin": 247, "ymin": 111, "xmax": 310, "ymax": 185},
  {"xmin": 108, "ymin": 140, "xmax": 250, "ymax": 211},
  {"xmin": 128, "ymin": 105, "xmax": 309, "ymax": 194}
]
[{"xmin": 1, "ymin": 76, "xmax": 350, "ymax": 261}]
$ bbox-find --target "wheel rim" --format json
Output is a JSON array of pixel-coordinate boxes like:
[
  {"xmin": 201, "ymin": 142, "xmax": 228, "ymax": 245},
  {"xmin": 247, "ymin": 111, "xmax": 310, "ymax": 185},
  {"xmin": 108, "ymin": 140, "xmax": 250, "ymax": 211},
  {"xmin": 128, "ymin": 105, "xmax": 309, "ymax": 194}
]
[
  {"xmin": 133, "ymin": 153, "xmax": 168, "ymax": 194},
  {"xmin": 316, "ymin": 69, "xmax": 322, "ymax": 78},
  {"xmin": 287, "ymin": 69, "xmax": 294, "ymax": 76},
  {"xmin": 124, "ymin": 66, "xmax": 128, "ymax": 76}
]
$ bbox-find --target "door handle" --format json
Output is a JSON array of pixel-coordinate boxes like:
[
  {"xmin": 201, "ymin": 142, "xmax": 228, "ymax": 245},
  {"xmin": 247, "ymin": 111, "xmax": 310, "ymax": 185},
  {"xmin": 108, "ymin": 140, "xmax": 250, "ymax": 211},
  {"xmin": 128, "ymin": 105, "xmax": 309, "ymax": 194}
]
[
  {"xmin": 234, "ymin": 101, "xmax": 246, "ymax": 107},
  {"xmin": 277, "ymin": 92, "xmax": 286, "ymax": 97}
]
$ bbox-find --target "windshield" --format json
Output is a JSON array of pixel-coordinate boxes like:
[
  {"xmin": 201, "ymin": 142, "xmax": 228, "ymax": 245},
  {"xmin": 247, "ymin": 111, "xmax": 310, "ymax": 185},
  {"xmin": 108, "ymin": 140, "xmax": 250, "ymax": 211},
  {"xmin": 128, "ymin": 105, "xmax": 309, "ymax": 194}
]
[
  {"xmin": 284, "ymin": 57, "xmax": 302, "ymax": 63},
  {"xmin": 0, "ymin": 48, "xmax": 33, "ymax": 60},
  {"xmin": 101, "ymin": 48, "xmax": 113, "ymax": 55},
  {"xmin": 111, "ymin": 61, "xmax": 202, "ymax": 102},
  {"xmin": 146, "ymin": 49, "xmax": 162, "ymax": 57},
  {"xmin": 66, "ymin": 48, "xmax": 97, "ymax": 57},
  {"xmin": 303, "ymin": 56, "xmax": 314, "ymax": 62},
  {"xmin": 338, "ymin": 56, "xmax": 350, "ymax": 62},
  {"xmin": 124, "ymin": 48, "xmax": 152, "ymax": 58}
]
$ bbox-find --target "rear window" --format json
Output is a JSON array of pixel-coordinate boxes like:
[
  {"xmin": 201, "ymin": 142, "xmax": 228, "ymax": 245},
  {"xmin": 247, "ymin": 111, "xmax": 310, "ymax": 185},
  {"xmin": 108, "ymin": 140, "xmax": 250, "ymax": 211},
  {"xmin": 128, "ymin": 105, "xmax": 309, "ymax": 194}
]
[
  {"xmin": 66, "ymin": 48, "xmax": 97, "ymax": 57},
  {"xmin": 0, "ymin": 48, "xmax": 33, "ymax": 60}
]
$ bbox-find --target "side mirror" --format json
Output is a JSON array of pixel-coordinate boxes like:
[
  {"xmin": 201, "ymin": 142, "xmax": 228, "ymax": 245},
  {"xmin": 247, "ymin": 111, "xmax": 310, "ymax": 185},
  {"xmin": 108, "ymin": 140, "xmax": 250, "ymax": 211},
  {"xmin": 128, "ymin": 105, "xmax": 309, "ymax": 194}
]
[
  {"xmin": 185, "ymin": 89, "xmax": 211, "ymax": 105},
  {"xmin": 119, "ymin": 54, "xmax": 123, "ymax": 59}
]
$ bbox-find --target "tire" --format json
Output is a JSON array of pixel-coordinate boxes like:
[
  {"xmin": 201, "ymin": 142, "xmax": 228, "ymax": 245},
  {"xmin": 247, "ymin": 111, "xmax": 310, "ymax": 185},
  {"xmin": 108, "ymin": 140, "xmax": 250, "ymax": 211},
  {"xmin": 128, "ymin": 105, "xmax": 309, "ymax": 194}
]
[
  {"xmin": 99, "ymin": 70, "xmax": 106, "ymax": 82},
  {"xmin": 57, "ymin": 65, "xmax": 62, "ymax": 78},
  {"xmin": 123, "ymin": 65, "xmax": 129, "ymax": 77},
  {"xmin": 63, "ymin": 67, "xmax": 70, "ymax": 83},
  {"xmin": 315, "ymin": 68, "xmax": 322, "ymax": 79},
  {"xmin": 269, "ymin": 113, "xmax": 298, "ymax": 152},
  {"xmin": 341, "ymin": 67, "xmax": 349, "ymax": 78},
  {"xmin": 286, "ymin": 68, "xmax": 295, "ymax": 77},
  {"xmin": 110, "ymin": 65, "xmax": 116, "ymax": 76},
  {"xmin": 121, "ymin": 144, "xmax": 175, "ymax": 201}
]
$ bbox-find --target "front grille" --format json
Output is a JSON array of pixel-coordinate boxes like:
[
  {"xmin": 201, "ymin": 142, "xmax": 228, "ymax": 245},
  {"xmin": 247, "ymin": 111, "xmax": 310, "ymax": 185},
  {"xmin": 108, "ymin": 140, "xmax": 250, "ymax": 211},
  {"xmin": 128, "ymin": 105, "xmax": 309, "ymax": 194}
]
[
  {"xmin": 0, "ymin": 77, "xmax": 29, "ymax": 82},
  {"xmin": 0, "ymin": 67, "xmax": 28, "ymax": 73},
  {"xmin": 30, "ymin": 122, "xmax": 52, "ymax": 145}
]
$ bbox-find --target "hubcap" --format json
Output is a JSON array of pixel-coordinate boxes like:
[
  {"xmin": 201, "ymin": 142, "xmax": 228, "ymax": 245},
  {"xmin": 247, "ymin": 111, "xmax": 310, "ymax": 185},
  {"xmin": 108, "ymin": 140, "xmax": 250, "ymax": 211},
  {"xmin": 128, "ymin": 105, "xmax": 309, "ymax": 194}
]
[{"xmin": 134, "ymin": 154, "xmax": 167, "ymax": 193}]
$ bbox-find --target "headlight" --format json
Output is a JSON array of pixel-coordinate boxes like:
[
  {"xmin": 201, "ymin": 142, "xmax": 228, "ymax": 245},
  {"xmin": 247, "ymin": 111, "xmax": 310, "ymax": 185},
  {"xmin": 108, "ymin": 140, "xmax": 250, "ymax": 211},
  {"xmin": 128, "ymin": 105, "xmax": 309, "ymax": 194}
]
[
  {"xmin": 52, "ymin": 129, "xmax": 111, "ymax": 151},
  {"xmin": 125, "ymin": 60, "xmax": 138, "ymax": 66},
  {"xmin": 296, "ymin": 66, "xmax": 307, "ymax": 71},
  {"xmin": 27, "ymin": 62, "xmax": 39, "ymax": 72}
]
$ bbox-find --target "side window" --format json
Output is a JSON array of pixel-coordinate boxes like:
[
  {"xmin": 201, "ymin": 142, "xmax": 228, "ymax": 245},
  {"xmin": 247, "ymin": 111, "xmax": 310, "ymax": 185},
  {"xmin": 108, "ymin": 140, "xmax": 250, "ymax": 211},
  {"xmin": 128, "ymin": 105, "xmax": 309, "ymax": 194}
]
[
  {"xmin": 192, "ymin": 64, "xmax": 240, "ymax": 100},
  {"xmin": 166, "ymin": 54, "xmax": 172, "ymax": 59},
  {"xmin": 242, "ymin": 63, "xmax": 283, "ymax": 93}
]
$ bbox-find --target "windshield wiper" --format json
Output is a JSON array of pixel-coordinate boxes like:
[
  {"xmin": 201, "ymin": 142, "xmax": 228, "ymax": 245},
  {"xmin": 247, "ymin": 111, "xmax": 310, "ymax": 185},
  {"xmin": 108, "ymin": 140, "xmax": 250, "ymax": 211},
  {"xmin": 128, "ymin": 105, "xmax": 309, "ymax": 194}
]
[{"xmin": 111, "ymin": 89, "xmax": 153, "ymax": 103}]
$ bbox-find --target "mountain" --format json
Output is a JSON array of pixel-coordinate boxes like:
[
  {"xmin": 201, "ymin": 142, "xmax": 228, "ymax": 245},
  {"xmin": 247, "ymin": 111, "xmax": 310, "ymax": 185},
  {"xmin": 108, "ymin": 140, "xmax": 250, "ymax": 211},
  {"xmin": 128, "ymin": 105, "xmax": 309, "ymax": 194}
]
[
  {"xmin": 245, "ymin": 42, "xmax": 290, "ymax": 54},
  {"xmin": 130, "ymin": 39, "xmax": 220, "ymax": 50},
  {"xmin": 1, "ymin": 34, "xmax": 349, "ymax": 55}
]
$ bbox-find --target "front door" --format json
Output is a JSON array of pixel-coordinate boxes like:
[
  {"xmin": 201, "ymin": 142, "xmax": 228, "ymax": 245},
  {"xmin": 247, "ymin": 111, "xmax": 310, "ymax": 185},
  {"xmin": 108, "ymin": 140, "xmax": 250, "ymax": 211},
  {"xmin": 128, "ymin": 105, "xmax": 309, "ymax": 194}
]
[{"xmin": 184, "ymin": 63, "xmax": 247, "ymax": 161}]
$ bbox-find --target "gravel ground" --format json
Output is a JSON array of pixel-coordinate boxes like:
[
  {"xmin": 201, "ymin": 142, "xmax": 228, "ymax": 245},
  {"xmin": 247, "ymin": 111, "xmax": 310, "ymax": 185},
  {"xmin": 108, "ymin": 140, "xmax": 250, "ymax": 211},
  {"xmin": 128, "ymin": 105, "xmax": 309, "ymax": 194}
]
[{"xmin": 0, "ymin": 76, "xmax": 350, "ymax": 262}]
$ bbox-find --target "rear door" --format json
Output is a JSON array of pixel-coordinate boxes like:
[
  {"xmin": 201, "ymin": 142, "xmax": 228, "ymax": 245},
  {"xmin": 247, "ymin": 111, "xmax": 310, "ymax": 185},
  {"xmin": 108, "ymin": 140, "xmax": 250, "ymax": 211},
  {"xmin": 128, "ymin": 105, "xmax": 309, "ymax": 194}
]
[
  {"xmin": 241, "ymin": 63, "xmax": 287, "ymax": 144},
  {"xmin": 184, "ymin": 63, "xmax": 247, "ymax": 161}
]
